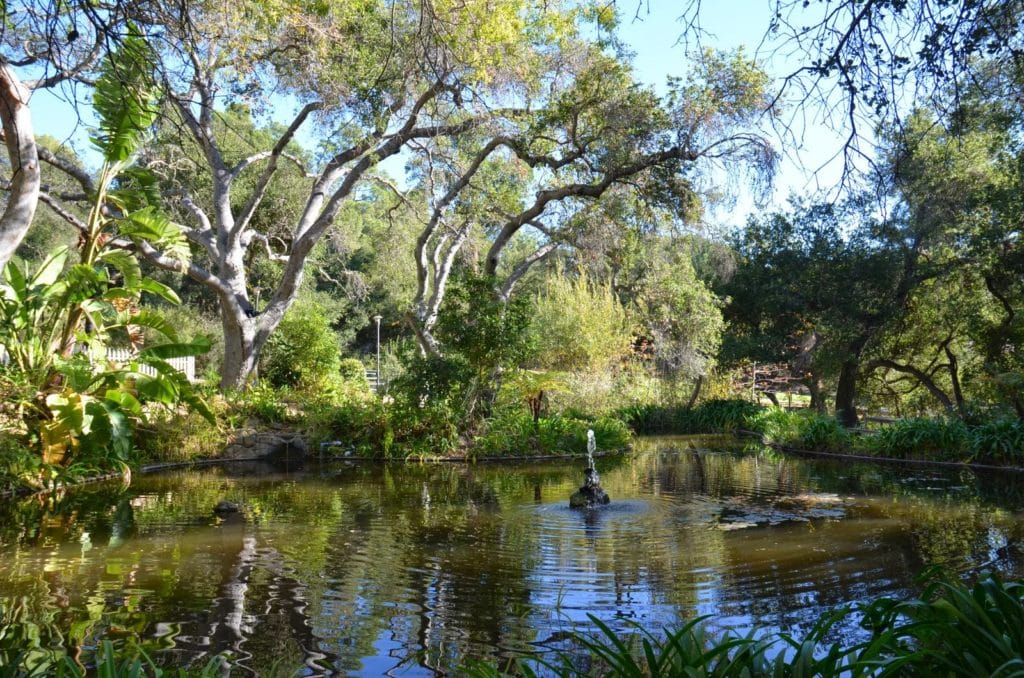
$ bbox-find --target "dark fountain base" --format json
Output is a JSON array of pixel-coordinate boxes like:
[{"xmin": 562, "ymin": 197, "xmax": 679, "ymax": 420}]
[{"xmin": 569, "ymin": 467, "xmax": 610, "ymax": 509}]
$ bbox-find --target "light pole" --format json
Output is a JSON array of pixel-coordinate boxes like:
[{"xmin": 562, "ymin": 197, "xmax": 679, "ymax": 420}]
[{"xmin": 373, "ymin": 315, "xmax": 383, "ymax": 392}]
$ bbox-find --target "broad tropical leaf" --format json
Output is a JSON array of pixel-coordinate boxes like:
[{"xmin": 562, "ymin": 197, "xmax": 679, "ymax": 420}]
[
  {"xmin": 138, "ymin": 277, "xmax": 181, "ymax": 304},
  {"xmin": 98, "ymin": 250, "xmax": 142, "ymax": 288},
  {"xmin": 119, "ymin": 207, "xmax": 190, "ymax": 263},
  {"xmin": 105, "ymin": 389, "xmax": 143, "ymax": 418},
  {"xmin": 138, "ymin": 336, "xmax": 211, "ymax": 361},
  {"xmin": 91, "ymin": 36, "xmax": 160, "ymax": 163},
  {"xmin": 28, "ymin": 246, "xmax": 69, "ymax": 288},
  {"xmin": 2, "ymin": 257, "xmax": 27, "ymax": 300},
  {"xmin": 127, "ymin": 309, "xmax": 181, "ymax": 342}
]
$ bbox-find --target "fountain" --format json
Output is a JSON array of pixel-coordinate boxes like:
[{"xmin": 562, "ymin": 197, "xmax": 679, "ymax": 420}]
[{"xmin": 570, "ymin": 429, "xmax": 610, "ymax": 508}]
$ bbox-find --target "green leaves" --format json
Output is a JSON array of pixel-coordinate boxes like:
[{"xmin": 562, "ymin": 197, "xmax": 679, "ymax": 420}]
[
  {"xmin": 40, "ymin": 388, "xmax": 135, "ymax": 465},
  {"xmin": 91, "ymin": 36, "xmax": 160, "ymax": 164},
  {"xmin": 118, "ymin": 207, "xmax": 190, "ymax": 264},
  {"xmin": 0, "ymin": 34, "xmax": 218, "ymax": 476},
  {"xmin": 130, "ymin": 361, "xmax": 216, "ymax": 425},
  {"xmin": 0, "ymin": 252, "xmax": 71, "ymax": 380},
  {"xmin": 98, "ymin": 250, "xmax": 142, "ymax": 289},
  {"xmin": 530, "ymin": 269, "xmax": 631, "ymax": 372},
  {"xmin": 138, "ymin": 336, "xmax": 212, "ymax": 361},
  {"xmin": 127, "ymin": 310, "xmax": 181, "ymax": 343}
]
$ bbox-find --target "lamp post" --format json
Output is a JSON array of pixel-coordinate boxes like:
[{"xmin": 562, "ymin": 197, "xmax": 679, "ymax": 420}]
[{"xmin": 373, "ymin": 315, "xmax": 383, "ymax": 392}]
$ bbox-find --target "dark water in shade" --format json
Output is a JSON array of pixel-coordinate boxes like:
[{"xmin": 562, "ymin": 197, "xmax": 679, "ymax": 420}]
[{"xmin": 4, "ymin": 435, "xmax": 1024, "ymax": 675}]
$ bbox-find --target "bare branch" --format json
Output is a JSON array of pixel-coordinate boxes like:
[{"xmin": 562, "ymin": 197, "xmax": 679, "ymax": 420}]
[
  {"xmin": 37, "ymin": 190, "xmax": 87, "ymax": 233},
  {"xmin": 485, "ymin": 144, "xmax": 699, "ymax": 275},
  {"xmin": 230, "ymin": 101, "xmax": 321, "ymax": 237},
  {"xmin": 36, "ymin": 144, "xmax": 95, "ymax": 193},
  {"xmin": 498, "ymin": 242, "xmax": 559, "ymax": 301}
]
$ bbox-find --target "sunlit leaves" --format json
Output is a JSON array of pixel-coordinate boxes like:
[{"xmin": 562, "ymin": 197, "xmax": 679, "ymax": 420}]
[
  {"xmin": 91, "ymin": 35, "xmax": 160, "ymax": 164},
  {"xmin": 118, "ymin": 207, "xmax": 190, "ymax": 264},
  {"xmin": 529, "ymin": 269, "xmax": 631, "ymax": 372}
]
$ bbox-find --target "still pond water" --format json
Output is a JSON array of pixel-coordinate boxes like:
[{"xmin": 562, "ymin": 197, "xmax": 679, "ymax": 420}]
[{"xmin": 4, "ymin": 435, "xmax": 1024, "ymax": 675}]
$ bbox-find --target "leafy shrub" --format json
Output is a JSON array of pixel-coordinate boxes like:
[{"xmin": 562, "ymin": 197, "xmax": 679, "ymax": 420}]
[
  {"xmin": 306, "ymin": 398, "xmax": 390, "ymax": 457},
  {"xmin": 230, "ymin": 382, "xmax": 289, "ymax": 424},
  {"xmin": 747, "ymin": 407, "xmax": 852, "ymax": 451},
  {"xmin": 860, "ymin": 417, "xmax": 969, "ymax": 460},
  {"xmin": 887, "ymin": 572, "xmax": 1024, "ymax": 675},
  {"xmin": 968, "ymin": 417, "xmax": 1024, "ymax": 464},
  {"xmin": 397, "ymin": 405, "xmax": 461, "ymax": 458},
  {"xmin": 529, "ymin": 269, "xmax": 632, "ymax": 372},
  {"xmin": 797, "ymin": 413, "xmax": 853, "ymax": 450},
  {"xmin": 339, "ymin": 358, "xmax": 370, "ymax": 387},
  {"xmin": 621, "ymin": 399, "xmax": 760, "ymax": 434},
  {"xmin": 391, "ymin": 353, "xmax": 473, "ymax": 411},
  {"xmin": 0, "ymin": 434, "xmax": 40, "ymax": 493},
  {"xmin": 261, "ymin": 299, "xmax": 342, "ymax": 388},
  {"xmin": 309, "ymin": 393, "xmax": 461, "ymax": 460},
  {"xmin": 746, "ymin": 407, "xmax": 801, "ymax": 442},
  {"xmin": 474, "ymin": 412, "xmax": 632, "ymax": 457},
  {"xmin": 134, "ymin": 407, "xmax": 225, "ymax": 465}
]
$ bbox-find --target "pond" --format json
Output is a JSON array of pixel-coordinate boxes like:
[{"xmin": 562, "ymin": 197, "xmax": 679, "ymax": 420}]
[{"xmin": 3, "ymin": 435, "xmax": 1024, "ymax": 675}]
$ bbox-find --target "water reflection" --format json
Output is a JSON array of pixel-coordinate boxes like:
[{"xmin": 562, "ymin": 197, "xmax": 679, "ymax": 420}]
[{"xmin": 2, "ymin": 437, "xmax": 1024, "ymax": 674}]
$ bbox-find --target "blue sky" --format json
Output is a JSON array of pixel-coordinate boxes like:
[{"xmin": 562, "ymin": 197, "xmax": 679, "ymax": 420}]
[
  {"xmin": 26, "ymin": 2, "xmax": 859, "ymax": 230},
  {"xmin": 615, "ymin": 3, "xmax": 859, "ymax": 227}
]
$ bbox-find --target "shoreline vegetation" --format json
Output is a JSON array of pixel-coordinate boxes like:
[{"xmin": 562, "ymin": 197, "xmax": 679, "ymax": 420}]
[
  {"xmin": 5, "ymin": 394, "xmax": 1024, "ymax": 498},
  {"xmin": 622, "ymin": 399, "xmax": 1024, "ymax": 468}
]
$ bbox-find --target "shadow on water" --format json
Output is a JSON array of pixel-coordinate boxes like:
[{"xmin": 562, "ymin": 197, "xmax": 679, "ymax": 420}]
[{"xmin": 4, "ymin": 436, "xmax": 1024, "ymax": 674}]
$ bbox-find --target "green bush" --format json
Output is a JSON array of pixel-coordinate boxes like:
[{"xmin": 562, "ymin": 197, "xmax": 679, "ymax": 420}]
[
  {"xmin": 888, "ymin": 572, "xmax": 1024, "ymax": 675},
  {"xmin": 0, "ymin": 434, "xmax": 40, "ymax": 494},
  {"xmin": 797, "ymin": 413, "xmax": 854, "ymax": 450},
  {"xmin": 339, "ymin": 358, "xmax": 370, "ymax": 387},
  {"xmin": 261, "ymin": 299, "xmax": 342, "ymax": 388},
  {"xmin": 309, "ymin": 395, "xmax": 461, "ymax": 460},
  {"xmin": 474, "ymin": 412, "xmax": 632, "ymax": 457},
  {"xmin": 622, "ymin": 400, "xmax": 1024, "ymax": 463},
  {"xmin": 969, "ymin": 417, "xmax": 1024, "ymax": 464},
  {"xmin": 134, "ymin": 407, "xmax": 225, "ymax": 464},
  {"xmin": 859, "ymin": 417, "xmax": 969, "ymax": 460},
  {"xmin": 529, "ymin": 269, "xmax": 632, "ymax": 372},
  {"xmin": 306, "ymin": 398, "xmax": 390, "ymax": 457},
  {"xmin": 230, "ymin": 382, "xmax": 289, "ymax": 424},
  {"xmin": 620, "ymin": 399, "xmax": 760, "ymax": 434},
  {"xmin": 746, "ymin": 407, "xmax": 852, "ymax": 451}
]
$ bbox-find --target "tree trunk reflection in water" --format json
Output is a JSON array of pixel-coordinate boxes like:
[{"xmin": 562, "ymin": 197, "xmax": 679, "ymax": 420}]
[{"xmin": 204, "ymin": 522, "xmax": 331, "ymax": 674}]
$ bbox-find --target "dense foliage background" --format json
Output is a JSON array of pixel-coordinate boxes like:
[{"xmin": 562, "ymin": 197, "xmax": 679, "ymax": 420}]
[{"xmin": 0, "ymin": 0, "xmax": 1021, "ymax": 489}]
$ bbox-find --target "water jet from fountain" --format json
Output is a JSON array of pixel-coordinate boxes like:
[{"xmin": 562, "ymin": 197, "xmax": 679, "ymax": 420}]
[{"xmin": 570, "ymin": 429, "xmax": 610, "ymax": 508}]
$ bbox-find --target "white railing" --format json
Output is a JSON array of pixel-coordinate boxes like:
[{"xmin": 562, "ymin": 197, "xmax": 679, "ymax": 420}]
[
  {"xmin": 104, "ymin": 348, "xmax": 196, "ymax": 382},
  {"xmin": 365, "ymin": 369, "xmax": 389, "ymax": 393},
  {"xmin": 0, "ymin": 344, "xmax": 197, "ymax": 382}
]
